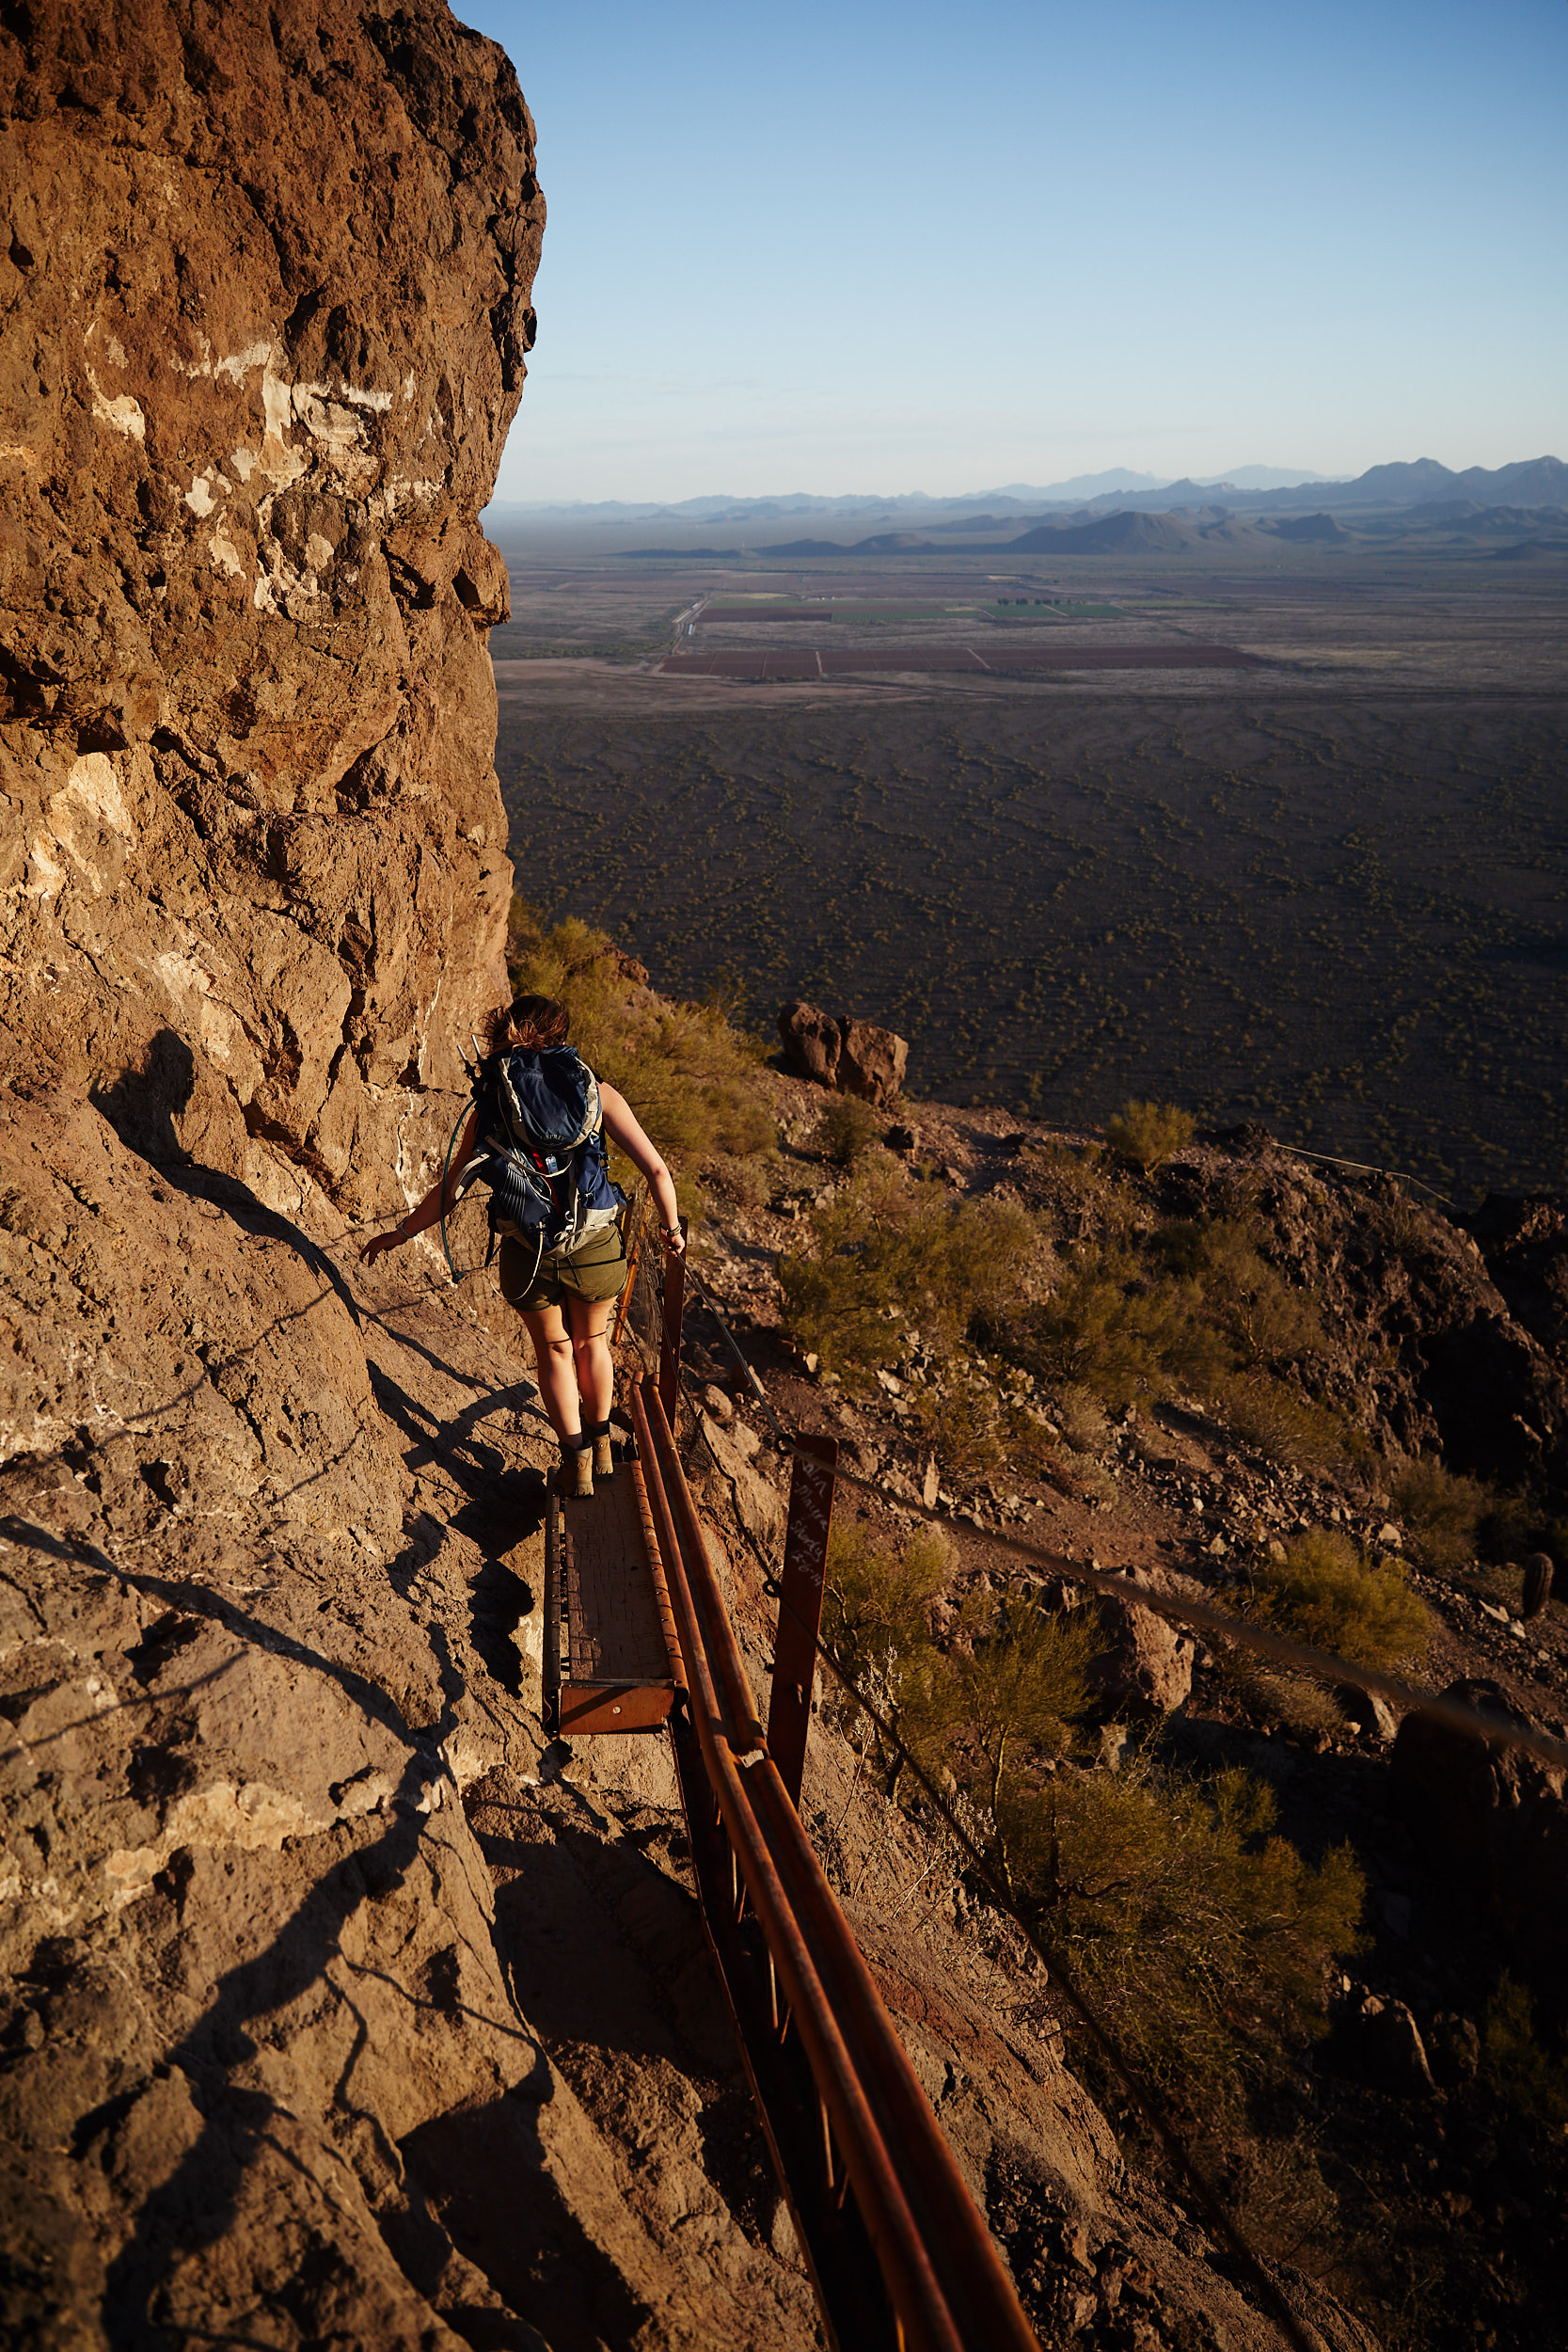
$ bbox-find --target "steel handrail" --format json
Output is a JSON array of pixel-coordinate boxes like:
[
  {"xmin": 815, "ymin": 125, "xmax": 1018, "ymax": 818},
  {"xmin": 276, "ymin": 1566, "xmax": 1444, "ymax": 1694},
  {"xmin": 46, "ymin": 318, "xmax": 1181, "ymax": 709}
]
[
  {"xmin": 630, "ymin": 1382, "xmax": 731, "ymax": 1743},
  {"xmin": 633, "ymin": 1382, "xmax": 966, "ymax": 2350},
  {"xmin": 632, "ymin": 1375, "xmax": 1042, "ymax": 2352},
  {"xmin": 747, "ymin": 1757, "xmax": 1039, "ymax": 2351},
  {"xmin": 640, "ymin": 1377, "xmax": 764, "ymax": 1752}
]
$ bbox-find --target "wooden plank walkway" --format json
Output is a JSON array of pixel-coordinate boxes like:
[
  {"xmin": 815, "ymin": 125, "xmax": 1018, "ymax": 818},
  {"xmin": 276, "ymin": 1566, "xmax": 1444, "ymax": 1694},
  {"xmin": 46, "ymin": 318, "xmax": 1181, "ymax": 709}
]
[{"xmin": 546, "ymin": 1457, "xmax": 680, "ymax": 1735}]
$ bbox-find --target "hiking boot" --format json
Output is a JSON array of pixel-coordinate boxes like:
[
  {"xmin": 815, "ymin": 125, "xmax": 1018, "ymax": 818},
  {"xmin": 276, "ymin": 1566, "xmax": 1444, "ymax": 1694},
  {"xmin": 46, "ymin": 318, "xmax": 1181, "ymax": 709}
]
[
  {"xmin": 556, "ymin": 1446, "xmax": 594, "ymax": 1500},
  {"xmin": 592, "ymin": 1431, "xmax": 615, "ymax": 1481}
]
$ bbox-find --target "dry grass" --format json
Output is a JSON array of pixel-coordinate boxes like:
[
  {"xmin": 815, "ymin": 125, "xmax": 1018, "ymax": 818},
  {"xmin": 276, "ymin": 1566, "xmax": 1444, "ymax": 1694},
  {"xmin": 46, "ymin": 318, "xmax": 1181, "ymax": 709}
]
[
  {"xmin": 507, "ymin": 899, "xmax": 775, "ymax": 1215},
  {"xmin": 778, "ymin": 1158, "xmax": 1037, "ymax": 1389}
]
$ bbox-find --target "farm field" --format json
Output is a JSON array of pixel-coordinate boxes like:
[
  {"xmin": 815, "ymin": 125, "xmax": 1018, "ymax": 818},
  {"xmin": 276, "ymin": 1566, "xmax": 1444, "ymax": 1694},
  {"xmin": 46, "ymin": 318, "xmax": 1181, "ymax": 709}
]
[
  {"xmin": 661, "ymin": 643, "xmax": 1267, "ymax": 678},
  {"xmin": 489, "ymin": 530, "xmax": 1568, "ymax": 1198}
]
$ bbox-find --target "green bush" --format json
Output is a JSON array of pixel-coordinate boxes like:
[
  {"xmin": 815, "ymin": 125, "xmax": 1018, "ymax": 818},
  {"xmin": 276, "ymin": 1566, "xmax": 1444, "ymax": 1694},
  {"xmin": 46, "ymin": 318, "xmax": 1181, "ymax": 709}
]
[
  {"xmin": 1485, "ymin": 1975, "xmax": 1568, "ymax": 2127},
  {"xmin": 944, "ymin": 1594, "xmax": 1100, "ymax": 1834},
  {"xmin": 1390, "ymin": 1454, "xmax": 1489, "ymax": 1571},
  {"xmin": 1026, "ymin": 1140, "xmax": 1145, "ymax": 1243},
  {"xmin": 1211, "ymin": 1654, "xmax": 1347, "ymax": 1738},
  {"xmin": 1006, "ymin": 1758, "xmax": 1365, "ymax": 2115},
  {"xmin": 1017, "ymin": 1242, "xmax": 1225, "ymax": 1409},
  {"xmin": 778, "ymin": 1159, "xmax": 1037, "ymax": 1388},
  {"xmin": 1006, "ymin": 1215, "xmax": 1360, "ymax": 1481},
  {"xmin": 823, "ymin": 1520, "xmax": 956, "ymax": 1784},
  {"xmin": 819, "ymin": 1521, "xmax": 1364, "ymax": 2124},
  {"xmin": 1154, "ymin": 1218, "xmax": 1325, "ymax": 1372},
  {"xmin": 506, "ymin": 900, "xmax": 775, "ymax": 1211},
  {"xmin": 817, "ymin": 1093, "xmax": 883, "ymax": 1168},
  {"xmin": 1105, "ymin": 1098, "xmax": 1196, "ymax": 1170},
  {"xmin": 1241, "ymin": 1529, "xmax": 1431, "ymax": 1670}
]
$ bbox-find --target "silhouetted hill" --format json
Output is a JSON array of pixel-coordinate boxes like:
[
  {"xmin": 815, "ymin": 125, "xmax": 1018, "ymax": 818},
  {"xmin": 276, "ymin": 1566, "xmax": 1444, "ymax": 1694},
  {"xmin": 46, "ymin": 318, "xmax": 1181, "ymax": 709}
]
[
  {"xmin": 1272, "ymin": 513, "xmax": 1348, "ymax": 542},
  {"xmin": 1008, "ymin": 510, "xmax": 1196, "ymax": 553}
]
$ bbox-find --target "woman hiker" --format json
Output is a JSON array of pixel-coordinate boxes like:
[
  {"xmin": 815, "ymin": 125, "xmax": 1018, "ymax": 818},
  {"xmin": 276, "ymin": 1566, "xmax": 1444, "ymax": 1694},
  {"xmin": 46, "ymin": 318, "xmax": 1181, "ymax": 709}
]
[{"xmin": 359, "ymin": 993, "xmax": 684, "ymax": 1498}]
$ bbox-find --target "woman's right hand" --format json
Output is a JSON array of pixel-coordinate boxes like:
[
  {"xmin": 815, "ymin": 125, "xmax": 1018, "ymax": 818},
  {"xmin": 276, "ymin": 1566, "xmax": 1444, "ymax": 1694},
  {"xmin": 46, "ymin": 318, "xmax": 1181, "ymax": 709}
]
[{"xmin": 359, "ymin": 1229, "xmax": 403, "ymax": 1266}]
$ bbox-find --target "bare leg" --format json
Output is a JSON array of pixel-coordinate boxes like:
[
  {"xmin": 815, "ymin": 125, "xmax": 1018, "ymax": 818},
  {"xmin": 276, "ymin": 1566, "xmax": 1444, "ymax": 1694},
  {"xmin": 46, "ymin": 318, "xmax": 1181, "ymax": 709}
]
[
  {"xmin": 565, "ymin": 1294, "xmax": 615, "ymax": 1427},
  {"xmin": 519, "ymin": 1304, "xmax": 580, "ymax": 1441}
]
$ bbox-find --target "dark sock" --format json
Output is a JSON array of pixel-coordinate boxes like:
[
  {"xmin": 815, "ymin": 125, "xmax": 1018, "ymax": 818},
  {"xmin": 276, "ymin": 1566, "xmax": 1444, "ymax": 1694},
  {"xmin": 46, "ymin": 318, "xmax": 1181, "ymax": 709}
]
[
  {"xmin": 584, "ymin": 1418, "xmax": 610, "ymax": 1441},
  {"xmin": 560, "ymin": 1431, "xmax": 587, "ymax": 1453}
]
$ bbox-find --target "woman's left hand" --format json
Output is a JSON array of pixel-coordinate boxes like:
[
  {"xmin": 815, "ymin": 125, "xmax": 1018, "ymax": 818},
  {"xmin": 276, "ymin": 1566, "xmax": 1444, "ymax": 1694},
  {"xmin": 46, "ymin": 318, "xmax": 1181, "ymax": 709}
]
[{"xmin": 360, "ymin": 1229, "xmax": 403, "ymax": 1265}]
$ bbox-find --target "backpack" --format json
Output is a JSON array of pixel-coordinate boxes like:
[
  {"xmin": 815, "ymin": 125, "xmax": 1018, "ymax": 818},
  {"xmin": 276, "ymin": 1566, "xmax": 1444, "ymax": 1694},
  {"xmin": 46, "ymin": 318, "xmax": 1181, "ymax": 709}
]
[{"xmin": 455, "ymin": 1045, "xmax": 625, "ymax": 1263}]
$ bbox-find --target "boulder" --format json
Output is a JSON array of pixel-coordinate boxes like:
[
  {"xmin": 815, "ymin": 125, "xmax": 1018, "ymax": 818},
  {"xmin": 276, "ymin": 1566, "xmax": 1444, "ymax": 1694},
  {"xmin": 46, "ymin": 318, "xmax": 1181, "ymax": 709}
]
[
  {"xmin": 838, "ymin": 1019, "xmax": 909, "ymax": 1107},
  {"xmin": 777, "ymin": 1001, "xmax": 843, "ymax": 1088},
  {"xmin": 777, "ymin": 1003, "xmax": 908, "ymax": 1105},
  {"xmin": 1392, "ymin": 1677, "xmax": 1568, "ymax": 1994},
  {"xmin": 1345, "ymin": 1994, "xmax": 1439, "ymax": 2098},
  {"xmin": 1087, "ymin": 1569, "xmax": 1195, "ymax": 1715},
  {"xmin": 699, "ymin": 1412, "xmax": 786, "ymax": 1559}
]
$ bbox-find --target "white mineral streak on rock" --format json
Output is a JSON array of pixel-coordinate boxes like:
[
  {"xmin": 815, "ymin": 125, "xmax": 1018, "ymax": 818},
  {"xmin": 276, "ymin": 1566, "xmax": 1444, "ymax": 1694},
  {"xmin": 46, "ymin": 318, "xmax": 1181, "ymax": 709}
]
[
  {"xmin": 103, "ymin": 1772, "xmax": 395, "ymax": 1910},
  {"xmin": 61, "ymin": 754, "xmax": 133, "ymax": 839},
  {"xmin": 150, "ymin": 946, "xmax": 252, "ymax": 1073},
  {"xmin": 87, "ymin": 368, "xmax": 145, "ymax": 440},
  {"xmin": 208, "ymin": 527, "xmax": 245, "ymax": 577}
]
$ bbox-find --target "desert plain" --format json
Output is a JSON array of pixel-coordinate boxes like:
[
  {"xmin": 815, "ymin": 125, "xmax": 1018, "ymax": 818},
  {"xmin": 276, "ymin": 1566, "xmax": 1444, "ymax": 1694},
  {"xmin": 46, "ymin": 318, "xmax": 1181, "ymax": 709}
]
[{"xmin": 491, "ymin": 515, "xmax": 1568, "ymax": 1198}]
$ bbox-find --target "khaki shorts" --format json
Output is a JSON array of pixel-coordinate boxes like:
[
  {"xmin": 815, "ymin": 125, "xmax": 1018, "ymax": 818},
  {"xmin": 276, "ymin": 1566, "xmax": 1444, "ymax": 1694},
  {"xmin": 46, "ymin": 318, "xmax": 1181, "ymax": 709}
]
[{"xmin": 498, "ymin": 1223, "xmax": 629, "ymax": 1314}]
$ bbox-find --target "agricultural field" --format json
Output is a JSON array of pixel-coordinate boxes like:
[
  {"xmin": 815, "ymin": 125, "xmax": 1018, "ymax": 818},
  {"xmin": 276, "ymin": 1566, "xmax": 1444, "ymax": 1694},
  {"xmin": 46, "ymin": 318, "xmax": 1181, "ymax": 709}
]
[{"xmin": 489, "ymin": 532, "xmax": 1568, "ymax": 1199}]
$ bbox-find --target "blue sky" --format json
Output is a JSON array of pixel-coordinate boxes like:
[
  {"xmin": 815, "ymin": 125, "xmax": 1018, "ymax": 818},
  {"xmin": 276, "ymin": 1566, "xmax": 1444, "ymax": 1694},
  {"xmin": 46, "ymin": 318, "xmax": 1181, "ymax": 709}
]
[{"xmin": 458, "ymin": 0, "xmax": 1568, "ymax": 503}]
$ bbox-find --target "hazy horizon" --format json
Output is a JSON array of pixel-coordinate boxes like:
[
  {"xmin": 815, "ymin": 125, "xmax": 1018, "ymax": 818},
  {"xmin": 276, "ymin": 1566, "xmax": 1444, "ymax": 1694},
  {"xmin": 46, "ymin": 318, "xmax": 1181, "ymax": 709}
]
[{"xmin": 459, "ymin": 0, "xmax": 1567, "ymax": 506}]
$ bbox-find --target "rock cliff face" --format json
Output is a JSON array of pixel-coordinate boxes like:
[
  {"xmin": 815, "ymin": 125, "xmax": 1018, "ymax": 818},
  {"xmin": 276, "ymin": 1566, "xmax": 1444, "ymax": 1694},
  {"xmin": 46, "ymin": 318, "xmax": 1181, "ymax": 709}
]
[{"xmin": 2, "ymin": 0, "xmax": 536, "ymax": 1209}]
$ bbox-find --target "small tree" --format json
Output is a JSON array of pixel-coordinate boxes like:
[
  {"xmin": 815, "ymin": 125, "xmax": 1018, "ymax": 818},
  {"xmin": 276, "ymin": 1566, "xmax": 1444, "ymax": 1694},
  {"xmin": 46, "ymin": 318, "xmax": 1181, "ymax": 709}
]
[
  {"xmin": 1242, "ymin": 1529, "xmax": 1431, "ymax": 1669},
  {"xmin": 818, "ymin": 1093, "xmax": 882, "ymax": 1168},
  {"xmin": 1105, "ymin": 1099, "xmax": 1196, "ymax": 1170}
]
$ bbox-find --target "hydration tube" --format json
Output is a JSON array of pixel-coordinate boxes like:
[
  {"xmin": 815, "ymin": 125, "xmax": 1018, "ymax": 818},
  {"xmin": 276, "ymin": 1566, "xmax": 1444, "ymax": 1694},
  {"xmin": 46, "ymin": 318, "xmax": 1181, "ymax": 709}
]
[{"xmin": 437, "ymin": 1099, "xmax": 470, "ymax": 1283}]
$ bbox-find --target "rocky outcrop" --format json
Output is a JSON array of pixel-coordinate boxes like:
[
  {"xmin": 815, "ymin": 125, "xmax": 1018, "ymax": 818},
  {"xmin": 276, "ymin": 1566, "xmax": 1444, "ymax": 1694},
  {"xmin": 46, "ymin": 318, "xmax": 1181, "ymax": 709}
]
[
  {"xmin": 2, "ymin": 0, "xmax": 542, "ymax": 1215},
  {"xmin": 776, "ymin": 1001, "xmax": 908, "ymax": 1105},
  {"xmin": 1391, "ymin": 1677, "xmax": 1568, "ymax": 2001},
  {"xmin": 1087, "ymin": 1567, "xmax": 1196, "ymax": 1715},
  {"xmin": 1159, "ymin": 1145, "xmax": 1568, "ymax": 1492}
]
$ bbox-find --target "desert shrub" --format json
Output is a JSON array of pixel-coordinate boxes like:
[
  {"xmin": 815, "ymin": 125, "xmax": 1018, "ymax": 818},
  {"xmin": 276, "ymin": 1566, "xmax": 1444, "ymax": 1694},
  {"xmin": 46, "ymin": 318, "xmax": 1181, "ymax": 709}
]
[
  {"xmin": 1474, "ymin": 1488, "xmax": 1568, "ymax": 1571},
  {"xmin": 1053, "ymin": 1384, "xmax": 1111, "ymax": 1456},
  {"xmin": 825, "ymin": 1518, "xmax": 953, "ymax": 1674},
  {"xmin": 1390, "ymin": 1454, "xmax": 1489, "ymax": 1571},
  {"xmin": 506, "ymin": 901, "xmax": 774, "ymax": 1206},
  {"xmin": 1209, "ymin": 1372, "xmax": 1361, "ymax": 1474},
  {"xmin": 908, "ymin": 1359, "xmax": 1061, "ymax": 1490},
  {"xmin": 1484, "ymin": 1976, "xmax": 1568, "ymax": 2127},
  {"xmin": 1005, "ymin": 1215, "xmax": 1361, "ymax": 1487},
  {"xmin": 1241, "ymin": 1529, "xmax": 1431, "ymax": 1669},
  {"xmin": 1003, "ymin": 1757, "xmax": 1366, "ymax": 2112},
  {"xmin": 1027, "ymin": 1141, "xmax": 1145, "ymax": 1243},
  {"xmin": 1105, "ymin": 1098, "xmax": 1196, "ymax": 1170},
  {"xmin": 778, "ymin": 1160, "xmax": 1037, "ymax": 1387},
  {"xmin": 819, "ymin": 1523, "xmax": 1363, "ymax": 2124},
  {"xmin": 817, "ymin": 1093, "xmax": 883, "ymax": 1168},
  {"xmin": 1154, "ymin": 1218, "xmax": 1325, "ymax": 1372},
  {"xmin": 945, "ymin": 1594, "xmax": 1100, "ymax": 1829},
  {"xmin": 823, "ymin": 1520, "xmax": 956, "ymax": 1777},
  {"xmin": 1211, "ymin": 1655, "xmax": 1347, "ymax": 1738}
]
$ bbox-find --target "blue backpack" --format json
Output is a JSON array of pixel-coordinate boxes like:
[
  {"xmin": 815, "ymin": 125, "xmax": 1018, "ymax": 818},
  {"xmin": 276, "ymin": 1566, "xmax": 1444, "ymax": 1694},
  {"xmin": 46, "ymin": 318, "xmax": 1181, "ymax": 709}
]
[{"xmin": 455, "ymin": 1045, "xmax": 624, "ymax": 1264}]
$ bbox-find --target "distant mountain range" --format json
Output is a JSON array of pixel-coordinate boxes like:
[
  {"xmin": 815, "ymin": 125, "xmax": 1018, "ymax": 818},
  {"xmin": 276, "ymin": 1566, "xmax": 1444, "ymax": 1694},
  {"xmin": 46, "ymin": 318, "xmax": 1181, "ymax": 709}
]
[{"xmin": 486, "ymin": 457, "xmax": 1563, "ymax": 528}]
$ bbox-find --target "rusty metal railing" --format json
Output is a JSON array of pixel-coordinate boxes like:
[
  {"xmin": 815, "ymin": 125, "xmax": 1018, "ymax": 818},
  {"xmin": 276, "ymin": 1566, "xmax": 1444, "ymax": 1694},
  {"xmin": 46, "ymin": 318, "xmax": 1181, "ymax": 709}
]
[{"xmin": 629, "ymin": 1372, "xmax": 1039, "ymax": 2352}]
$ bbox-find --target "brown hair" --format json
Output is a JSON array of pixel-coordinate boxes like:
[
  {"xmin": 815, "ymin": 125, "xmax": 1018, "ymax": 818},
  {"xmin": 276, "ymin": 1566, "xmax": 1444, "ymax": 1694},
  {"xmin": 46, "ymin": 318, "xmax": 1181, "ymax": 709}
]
[{"xmin": 490, "ymin": 993, "xmax": 569, "ymax": 1053}]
